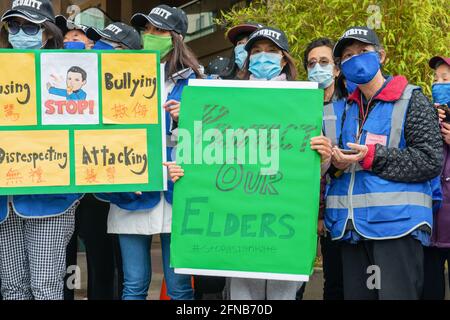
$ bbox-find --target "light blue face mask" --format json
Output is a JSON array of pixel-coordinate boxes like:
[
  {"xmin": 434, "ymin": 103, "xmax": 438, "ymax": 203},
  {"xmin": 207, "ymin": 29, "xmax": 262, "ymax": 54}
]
[
  {"xmin": 8, "ymin": 29, "xmax": 43, "ymax": 49},
  {"xmin": 234, "ymin": 44, "xmax": 248, "ymax": 70},
  {"xmin": 249, "ymin": 52, "xmax": 282, "ymax": 80},
  {"xmin": 308, "ymin": 63, "xmax": 334, "ymax": 89}
]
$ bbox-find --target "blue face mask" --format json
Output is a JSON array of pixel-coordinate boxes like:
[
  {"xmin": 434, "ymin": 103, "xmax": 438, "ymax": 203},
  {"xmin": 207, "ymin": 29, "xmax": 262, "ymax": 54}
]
[
  {"xmin": 64, "ymin": 41, "xmax": 86, "ymax": 50},
  {"xmin": 432, "ymin": 83, "xmax": 450, "ymax": 105},
  {"xmin": 92, "ymin": 40, "xmax": 115, "ymax": 50},
  {"xmin": 234, "ymin": 44, "xmax": 248, "ymax": 70},
  {"xmin": 346, "ymin": 80, "xmax": 358, "ymax": 94},
  {"xmin": 249, "ymin": 52, "xmax": 282, "ymax": 80},
  {"xmin": 8, "ymin": 29, "xmax": 43, "ymax": 49},
  {"xmin": 308, "ymin": 64, "xmax": 334, "ymax": 89},
  {"xmin": 342, "ymin": 51, "xmax": 380, "ymax": 84}
]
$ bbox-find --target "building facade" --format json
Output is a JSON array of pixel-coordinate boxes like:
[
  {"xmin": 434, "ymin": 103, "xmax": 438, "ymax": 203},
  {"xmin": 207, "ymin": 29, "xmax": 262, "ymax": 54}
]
[{"xmin": 1, "ymin": 0, "xmax": 252, "ymax": 65}]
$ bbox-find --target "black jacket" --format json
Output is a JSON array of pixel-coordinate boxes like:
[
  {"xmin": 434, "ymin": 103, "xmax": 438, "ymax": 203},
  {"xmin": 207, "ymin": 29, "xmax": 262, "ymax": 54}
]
[{"xmin": 339, "ymin": 76, "xmax": 443, "ymax": 182}]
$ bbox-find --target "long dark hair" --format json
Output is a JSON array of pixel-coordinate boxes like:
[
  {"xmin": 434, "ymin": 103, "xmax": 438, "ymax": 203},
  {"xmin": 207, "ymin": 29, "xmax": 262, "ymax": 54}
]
[
  {"xmin": 243, "ymin": 50, "xmax": 298, "ymax": 81},
  {"xmin": 0, "ymin": 20, "xmax": 63, "ymax": 49},
  {"xmin": 165, "ymin": 31, "xmax": 202, "ymax": 80}
]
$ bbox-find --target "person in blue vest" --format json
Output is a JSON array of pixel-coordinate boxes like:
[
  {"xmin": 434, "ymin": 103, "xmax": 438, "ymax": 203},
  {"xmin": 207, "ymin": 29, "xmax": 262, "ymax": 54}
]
[
  {"xmin": 325, "ymin": 26, "xmax": 443, "ymax": 299},
  {"xmin": 0, "ymin": 0, "xmax": 82, "ymax": 300},
  {"xmin": 97, "ymin": 5, "xmax": 203, "ymax": 300}
]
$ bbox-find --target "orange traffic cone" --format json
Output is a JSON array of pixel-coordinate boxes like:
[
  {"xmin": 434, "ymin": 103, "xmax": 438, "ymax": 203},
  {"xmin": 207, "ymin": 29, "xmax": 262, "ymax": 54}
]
[
  {"xmin": 159, "ymin": 276, "xmax": 195, "ymax": 300},
  {"xmin": 160, "ymin": 278, "xmax": 170, "ymax": 300}
]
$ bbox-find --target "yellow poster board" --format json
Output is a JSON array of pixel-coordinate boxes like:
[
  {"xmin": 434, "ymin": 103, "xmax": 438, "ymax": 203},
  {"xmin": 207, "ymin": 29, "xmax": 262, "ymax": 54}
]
[
  {"xmin": 0, "ymin": 52, "xmax": 37, "ymax": 126},
  {"xmin": 74, "ymin": 129, "xmax": 149, "ymax": 185},
  {"xmin": 102, "ymin": 53, "xmax": 159, "ymax": 124},
  {"xmin": 0, "ymin": 130, "xmax": 70, "ymax": 187}
]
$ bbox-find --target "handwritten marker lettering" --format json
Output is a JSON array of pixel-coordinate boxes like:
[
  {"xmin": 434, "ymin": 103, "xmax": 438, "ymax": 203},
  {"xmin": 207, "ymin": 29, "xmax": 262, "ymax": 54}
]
[{"xmin": 104, "ymin": 72, "xmax": 157, "ymax": 99}]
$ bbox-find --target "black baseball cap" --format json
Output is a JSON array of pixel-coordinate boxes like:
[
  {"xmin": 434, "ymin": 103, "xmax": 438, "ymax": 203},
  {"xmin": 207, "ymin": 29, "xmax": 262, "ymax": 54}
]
[
  {"xmin": 55, "ymin": 15, "xmax": 89, "ymax": 35},
  {"xmin": 131, "ymin": 5, "xmax": 188, "ymax": 37},
  {"xmin": 227, "ymin": 22, "xmax": 265, "ymax": 45},
  {"xmin": 87, "ymin": 22, "xmax": 141, "ymax": 50},
  {"xmin": 1, "ymin": 0, "xmax": 55, "ymax": 24},
  {"xmin": 244, "ymin": 27, "xmax": 289, "ymax": 52},
  {"xmin": 333, "ymin": 26, "xmax": 380, "ymax": 58},
  {"xmin": 206, "ymin": 56, "xmax": 230, "ymax": 76}
]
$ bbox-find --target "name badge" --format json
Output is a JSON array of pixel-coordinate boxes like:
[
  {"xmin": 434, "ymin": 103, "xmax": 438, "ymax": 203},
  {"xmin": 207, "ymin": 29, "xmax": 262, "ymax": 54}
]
[{"xmin": 365, "ymin": 132, "xmax": 387, "ymax": 146}]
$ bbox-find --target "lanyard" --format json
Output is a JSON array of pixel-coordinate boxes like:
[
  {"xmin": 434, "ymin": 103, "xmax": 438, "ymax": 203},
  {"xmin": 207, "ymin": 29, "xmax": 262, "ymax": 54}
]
[{"xmin": 357, "ymin": 92, "xmax": 374, "ymax": 142}]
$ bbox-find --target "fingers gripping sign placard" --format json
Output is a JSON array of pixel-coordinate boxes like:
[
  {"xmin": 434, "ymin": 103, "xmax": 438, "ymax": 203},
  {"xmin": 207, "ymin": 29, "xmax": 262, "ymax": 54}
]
[
  {"xmin": 0, "ymin": 49, "xmax": 164, "ymax": 195},
  {"xmin": 102, "ymin": 53, "xmax": 159, "ymax": 124}
]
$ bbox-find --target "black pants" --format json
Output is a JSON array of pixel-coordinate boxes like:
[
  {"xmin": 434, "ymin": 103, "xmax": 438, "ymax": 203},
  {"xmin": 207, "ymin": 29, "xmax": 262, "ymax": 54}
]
[
  {"xmin": 341, "ymin": 236, "xmax": 424, "ymax": 300},
  {"xmin": 422, "ymin": 246, "xmax": 450, "ymax": 300},
  {"xmin": 320, "ymin": 233, "xmax": 344, "ymax": 300},
  {"xmin": 64, "ymin": 194, "xmax": 123, "ymax": 300},
  {"xmin": 193, "ymin": 276, "xmax": 226, "ymax": 300}
]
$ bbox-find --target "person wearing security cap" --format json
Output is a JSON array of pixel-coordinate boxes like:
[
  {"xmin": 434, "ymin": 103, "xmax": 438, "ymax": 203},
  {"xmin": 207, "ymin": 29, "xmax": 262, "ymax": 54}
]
[
  {"xmin": 103, "ymin": 4, "xmax": 203, "ymax": 301},
  {"xmin": 222, "ymin": 22, "xmax": 264, "ymax": 80},
  {"xmin": 87, "ymin": 22, "xmax": 141, "ymax": 50},
  {"xmin": 243, "ymin": 26, "xmax": 297, "ymax": 81},
  {"xmin": 164, "ymin": 26, "xmax": 332, "ymax": 300},
  {"xmin": 0, "ymin": 0, "xmax": 82, "ymax": 301},
  {"xmin": 55, "ymin": 15, "xmax": 92, "ymax": 50},
  {"xmin": 0, "ymin": 0, "xmax": 63, "ymax": 49},
  {"xmin": 325, "ymin": 26, "xmax": 443, "ymax": 300},
  {"xmin": 422, "ymin": 55, "xmax": 450, "ymax": 300}
]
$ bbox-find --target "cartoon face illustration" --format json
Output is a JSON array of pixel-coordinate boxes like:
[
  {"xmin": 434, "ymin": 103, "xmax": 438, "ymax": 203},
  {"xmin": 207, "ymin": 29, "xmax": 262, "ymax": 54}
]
[{"xmin": 66, "ymin": 67, "xmax": 87, "ymax": 93}]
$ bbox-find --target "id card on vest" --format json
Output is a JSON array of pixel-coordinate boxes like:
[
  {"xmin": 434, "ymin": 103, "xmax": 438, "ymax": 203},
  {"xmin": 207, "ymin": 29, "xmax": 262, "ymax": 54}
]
[{"xmin": 365, "ymin": 132, "xmax": 387, "ymax": 146}]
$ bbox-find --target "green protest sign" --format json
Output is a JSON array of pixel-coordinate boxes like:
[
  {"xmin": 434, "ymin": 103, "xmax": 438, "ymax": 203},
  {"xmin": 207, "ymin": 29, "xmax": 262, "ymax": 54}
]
[
  {"xmin": 171, "ymin": 80, "xmax": 323, "ymax": 281},
  {"xmin": 0, "ymin": 49, "xmax": 165, "ymax": 195}
]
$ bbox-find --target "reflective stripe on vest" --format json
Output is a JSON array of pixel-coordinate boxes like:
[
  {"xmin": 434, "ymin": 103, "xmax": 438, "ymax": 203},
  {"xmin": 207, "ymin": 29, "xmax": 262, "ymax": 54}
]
[
  {"xmin": 327, "ymin": 192, "xmax": 432, "ymax": 209},
  {"xmin": 389, "ymin": 85, "xmax": 418, "ymax": 147},
  {"xmin": 323, "ymin": 102, "xmax": 338, "ymax": 145}
]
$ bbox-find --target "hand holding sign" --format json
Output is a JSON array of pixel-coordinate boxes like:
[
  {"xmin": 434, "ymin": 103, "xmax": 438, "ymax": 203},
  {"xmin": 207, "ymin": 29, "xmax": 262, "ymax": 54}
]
[
  {"xmin": 164, "ymin": 100, "xmax": 180, "ymax": 122},
  {"xmin": 163, "ymin": 161, "xmax": 184, "ymax": 183},
  {"xmin": 310, "ymin": 135, "xmax": 332, "ymax": 164}
]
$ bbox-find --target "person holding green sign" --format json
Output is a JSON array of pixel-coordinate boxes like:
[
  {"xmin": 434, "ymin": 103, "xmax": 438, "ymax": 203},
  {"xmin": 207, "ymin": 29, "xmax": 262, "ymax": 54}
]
[
  {"xmin": 100, "ymin": 5, "xmax": 203, "ymax": 300},
  {"xmin": 0, "ymin": 0, "xmax": 82, "ymax": 300},
  {"xmin": 166, "ymin": 26, "xmax": 333, "ymax": 300},
  {"xmin": 326, "ymin": 26, "xmax": 443, "ymax": 299}
]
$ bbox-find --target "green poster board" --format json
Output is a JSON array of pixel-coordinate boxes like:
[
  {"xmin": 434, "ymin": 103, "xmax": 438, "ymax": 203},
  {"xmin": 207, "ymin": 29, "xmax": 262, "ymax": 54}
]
[
  {"xmin": 0, "ymin": 49, "xmax": 165, "ymax": 195},
  {"xmin": 171, "ymin": 80, "xmax": 323, "ymax": 281}
]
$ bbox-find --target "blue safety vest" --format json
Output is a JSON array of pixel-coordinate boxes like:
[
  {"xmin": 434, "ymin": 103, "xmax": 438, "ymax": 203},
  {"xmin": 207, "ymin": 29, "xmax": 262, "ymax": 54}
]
[
  {"xmin": 325, "ymin": 85, "xmax": 433, "ymax": 240},
  {"xmin": 323, "ymin": 98, "xmax": 347, "ymax": 146},
  {"xmin": 96, "ymin": 70, "xmax": 196, "ymax": 210}
]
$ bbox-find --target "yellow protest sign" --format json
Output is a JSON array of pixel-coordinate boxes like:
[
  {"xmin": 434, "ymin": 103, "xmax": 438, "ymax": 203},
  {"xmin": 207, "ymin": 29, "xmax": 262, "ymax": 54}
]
[
  {"xmin": 0, "ymin": 53, "xmax": 37, "ymax": 126},
  {"xmin": 0, "ymin": 130, "xmax": 70, "ymax": 187},
  {"xmin": 74, "ymin": 129, "xmax": 149, "ymax": 185},
  {"xmin": 101, "ymin": 53, "xmax": 159, "ymax": 124}
]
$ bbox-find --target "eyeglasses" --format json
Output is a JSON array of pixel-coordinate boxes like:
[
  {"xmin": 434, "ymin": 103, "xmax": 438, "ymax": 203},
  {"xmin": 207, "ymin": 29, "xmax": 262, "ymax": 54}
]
[
  {"xmin": 307, "ymin": 59, "xmax": 333, "ymax": 69},
  {"xmin": 6, "ymin": 20, "xmax": 42, "ymax": 36}
]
